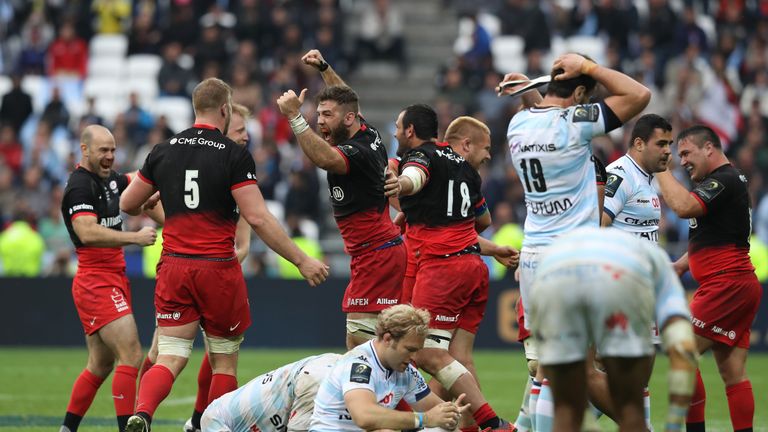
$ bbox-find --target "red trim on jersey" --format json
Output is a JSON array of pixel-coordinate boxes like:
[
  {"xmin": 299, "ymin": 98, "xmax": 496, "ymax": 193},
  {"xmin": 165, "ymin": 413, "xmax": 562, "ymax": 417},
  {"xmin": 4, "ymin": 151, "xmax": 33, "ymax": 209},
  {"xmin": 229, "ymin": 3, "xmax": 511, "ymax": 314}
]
[
  {"xmin": 333, "ymin": 146, "xmax": 351, "ymax": 174},
  {"xmin": 71, "ymin": 212, "xmax": 97, "ymax": 220},
  {"xmin": 336, "ymin": 207, "xmax": 401, "ymax": 256},
  {"xmin": 402, "ymin": 162, "xmax": 430, "ymax": 179},
  {"xmin": 595, "ymin": 181, "xmax": 606, "ymax": 186},
  {"xmin": 689, "ymin": 245, "xmax": 754, "ymax": 282},
  {"xmin": 474, "ymin": 197, "xmax": 486, "ymax": 209},
  {"xmin": 136, "ymin": 171, "xmax": 154, "ymax": 185},
  {"xmin": 691, "ymin": 192, "xmax": 708, "ymax": 214},
  {"xmin": 193, "ymin": 123, "xmax": 218, "ymax": 131},
  {"xmin": 230, "ymin": 179, "xmax": 258, "ymax": 190},
  {"xmin": 407, "ymin": 219, "xmax": 477, "ymax": 259},
  {"xmin": 360, "ymin": 123, "xmax": 368, "ymax": 131},
  {"xmin": 76, "ymin": 246, "xmax": 125, "ymax": 270},
  {"xmin": 435, "ymin": 141, "xmax": 449, "ymax": 147},
  {"xmin": 125, "ymin": 173, "xmax": 132, "ymax": 184}
]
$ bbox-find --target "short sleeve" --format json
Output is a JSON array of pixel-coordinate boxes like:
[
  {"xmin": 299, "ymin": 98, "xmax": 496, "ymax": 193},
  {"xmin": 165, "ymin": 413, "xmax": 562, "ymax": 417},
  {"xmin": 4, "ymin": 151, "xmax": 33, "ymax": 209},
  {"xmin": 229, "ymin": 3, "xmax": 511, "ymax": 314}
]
[
  {"xmin": 339, "ymin": 360, "xmax": 376, "ymax": 395},
  {"xmin": 335, "ymin": 144, "xmax": 370, "ymax": 175},
  {"xmin": 603, "ymin": 171, "xmax": 629, "ymax": 220},
  {"xmin": 229, "ymin": 145, "xmax": 258, "ymax": 190},
  {"xmin": 63, "ymin": 178, "xmax": 97, "ymax": 221},
  {"xmin": 116, "ymin": 173, "xmax": 130, "ymax": 193},
  {"xmin": 401, "ymin": 148, "xmax": 431, "ymax": 179},
  {"xmin": 690, "ymin": 172, "xmax": 729, "ymax": 214},
  {"xmin": 403, "ymin": 365, "xmax": 430, "ymax": 404},
  {"xmin": 572, "ymin": 102, "xmax": 622, "ymax": 145}
]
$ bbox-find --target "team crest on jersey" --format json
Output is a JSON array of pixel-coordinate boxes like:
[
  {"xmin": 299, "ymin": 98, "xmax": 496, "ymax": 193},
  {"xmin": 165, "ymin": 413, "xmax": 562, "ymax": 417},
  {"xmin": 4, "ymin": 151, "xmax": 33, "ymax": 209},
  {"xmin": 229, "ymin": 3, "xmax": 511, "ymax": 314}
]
[
  {"xmin": 339, "ymin": 145, "xmax": 359, "ymax": 157},
  {"xmin": 694, "ymin": 179, "xmax": 724, "ymax": 203},
  {"xmin": 572, "ymin": 104, "xmax": 599, "ymax": 123},
  {"xmin": 109, "ymin": 180, "xmax": 118, "ymax": 193},
  {"xmin": 350, "ymin": 363, "xmax": 372, "ymax": 383},
  {"xmin": 604, "ymin": 174, "xmax": 624, "ymax": 198}
]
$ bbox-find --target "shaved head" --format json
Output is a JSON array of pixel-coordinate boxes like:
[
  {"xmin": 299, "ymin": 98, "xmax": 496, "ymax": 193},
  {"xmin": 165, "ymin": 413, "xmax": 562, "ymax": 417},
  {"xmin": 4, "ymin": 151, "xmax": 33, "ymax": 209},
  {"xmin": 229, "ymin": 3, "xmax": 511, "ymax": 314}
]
[{"xmin": 81, "ymin": 124, "xmax": 114, "ymax": 149}]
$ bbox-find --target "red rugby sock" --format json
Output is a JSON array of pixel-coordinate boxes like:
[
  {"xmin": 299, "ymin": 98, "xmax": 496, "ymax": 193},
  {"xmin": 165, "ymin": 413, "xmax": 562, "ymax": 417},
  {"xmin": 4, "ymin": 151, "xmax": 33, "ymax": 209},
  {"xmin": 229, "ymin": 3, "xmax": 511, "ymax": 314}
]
[
  {"xmin": 66, "ymin": 368, "xmax": 105, "ymax": 416},
  {"xmin": 473, "ymin": 402, "xmax": 499, "ymax": 428},
  {"xmin": 686, "ymin": 369, "xmax": 706, "ymax": 425},
  {"xmin": 112, "ymin": 365, "xmax": 139, "ymax": 416},
  {"xmin": 726, "ymin": 380, "xmax": 754, "ymax": 431},
  {"xmin": 208, "ymin": 373, "xmax": 237, "ymax": 405},
  {"xmin": 135, "ymin": 364, "xmax": 175, "ymax": 418},
  {"xmin": 139, "ymin": 355, "xmax": 154, "ymax": 381},
  {"xmin": 194, "ymin": 353, "xmax": 213, "ymax": 413}
]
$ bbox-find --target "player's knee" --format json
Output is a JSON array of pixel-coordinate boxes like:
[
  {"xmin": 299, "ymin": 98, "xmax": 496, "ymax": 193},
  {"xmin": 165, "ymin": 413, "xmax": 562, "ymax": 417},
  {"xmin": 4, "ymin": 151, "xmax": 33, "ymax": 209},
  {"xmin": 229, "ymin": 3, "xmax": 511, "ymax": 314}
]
[
  {"xmin": 434, "ymin": 360, "xmax": 470, "ymax": 391},
  {"xmin": 206, "ymin": 334, "xmax": 244, "ymax": 354},
  {"xmin": 87, "ymin": 359, "xmax": 114, "ymax": 378},
  {"xmin": 527, "ymin": 359, "xmax": 539, "ymax": 377},
  {"xmin": 158, "ymin": 335, "xmax": 194, "ymax": 358},
  {"xmin": 416, "ymin": 329, "xmax": 454, "ymax": 372}
]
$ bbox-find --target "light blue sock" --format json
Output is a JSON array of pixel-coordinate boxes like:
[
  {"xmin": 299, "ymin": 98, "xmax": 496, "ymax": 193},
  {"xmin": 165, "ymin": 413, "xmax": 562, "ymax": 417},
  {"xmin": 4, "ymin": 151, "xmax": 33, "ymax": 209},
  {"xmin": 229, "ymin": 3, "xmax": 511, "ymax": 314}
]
[
  {"xmin": 533, "ymin": 379, "xmax": 554, "ymax": 432},
  {"xmin": 514, "ymin": 377, "xmax": 534, "ymax": 432},
  {"xmin": 529, "ymin": 380, "xmax": 541, "ymax": 432}
]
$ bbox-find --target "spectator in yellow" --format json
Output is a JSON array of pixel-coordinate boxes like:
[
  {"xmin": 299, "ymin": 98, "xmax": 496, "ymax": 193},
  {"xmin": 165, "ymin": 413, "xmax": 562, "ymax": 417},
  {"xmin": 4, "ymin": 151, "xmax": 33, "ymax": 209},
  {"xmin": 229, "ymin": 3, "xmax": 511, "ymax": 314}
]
[
  {"xmin": 0, "ymin": 207, "xmax": 45, "ymax": 276},
  {"xmin": 749, "ymin": 233, "xmax": 768, "ymax": 282},
  {"xmin": 92, "ymin": 0, "xmax": 131, "ymax": 34},
  {"xmin": 277, "ymin": 214, "xmax": 324, "ymax": 279},
  {"xmin": 489, "ymin": 202, "xmax": 523, "ymax": 279}
]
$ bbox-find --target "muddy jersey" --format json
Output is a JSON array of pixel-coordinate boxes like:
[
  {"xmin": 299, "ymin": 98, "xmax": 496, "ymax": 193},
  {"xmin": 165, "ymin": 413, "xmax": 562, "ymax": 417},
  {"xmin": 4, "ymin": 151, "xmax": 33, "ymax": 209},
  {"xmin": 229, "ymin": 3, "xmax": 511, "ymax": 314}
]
[
  {"xmin": 687, "ymin": 164, "xmax": 753, "ymax": 282},
  {"xmin": 328, "ymin": 122, "xmax": 400, "ymax": 256},
  {"xmin": 138, "ymin": 123, "xmax": 257, "ymax": 258},
  {"xmin": 62, "ymin": 166, "xmax": 129, "ymax": 270},
  {"xmin": 603, "ymin": 154, "xmax": 661, "ymax": 242},
  {"xmin": 399, "ymin": 142, "xmax": 486, "ymax": 258}
]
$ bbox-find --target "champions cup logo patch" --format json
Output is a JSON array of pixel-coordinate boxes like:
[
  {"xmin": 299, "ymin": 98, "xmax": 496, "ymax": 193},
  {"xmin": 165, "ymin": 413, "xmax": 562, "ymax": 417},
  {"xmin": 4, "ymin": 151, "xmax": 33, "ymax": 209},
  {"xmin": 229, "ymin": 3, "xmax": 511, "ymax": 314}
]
[
  {"xmin": 604, "ymin": 174, "xmax": 623, "ymax": 198},
  {"xmin": 350, "ymin": 363, "xmax": 372, "ymax": 384},
  {"xmin": 693, "ymin": 179, "xmax": 724, "ymax": 202}
]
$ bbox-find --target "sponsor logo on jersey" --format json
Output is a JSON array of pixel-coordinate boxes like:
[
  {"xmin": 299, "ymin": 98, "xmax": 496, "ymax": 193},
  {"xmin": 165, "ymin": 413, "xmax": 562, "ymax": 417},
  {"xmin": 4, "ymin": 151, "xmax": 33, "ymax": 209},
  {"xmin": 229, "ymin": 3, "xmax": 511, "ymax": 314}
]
[
  {"xmin": 691, "ymin": 317, "xmax": 706, "ymax": 328},
  {"xmin": 157, "ymin": 311, "xmax": 182, "ymax": 320},
  {"xmin": 519, "ymin": 143, "xmax": 557, "ymax": 153},
  {"xmin": 111, "ymin": 288, "xmax": 129, "ymax": 312},
  {"xmin": 435, "ymin": 313, "xmax": 460, "ymax": 322},
  {"xmin": 350, "ymin": 363, "xmax": 372, "ymax": 383},
  {"xmin": 525, "ymin": 198, "xmax": 573, "ymax": 215},
  {"xmin": 99, "ymin": 215, "xmax": 122, "ymax": 228},
  {"xmin": 688, "ymin": 218, "xmax": 698, "ymax": 229},
  {"xmin": 435, "ymin": 148, "xmax": 465, "ymax": 163},
  {"xmin": 331, "ymin": 186, "xmax": 345, "ymax": 201},
  {"xmin": 622, "ymin": 217, "xmax": 659, "ymax": 226},
  {"xmin": 169, "ymin": 137, "xmax": 226, "ymax": 149},
  {"xmin": 376, "ymin": 298, "xmax": 398, "ymax": 305},
  {"xmin": 69, "ymin": 203, "xmax": 95, "ymax": 214},
  {"xmin": 347, "ymin": 298, "xmax": 369, "ymax": 306},
  {"xmin": 711, "ymin": 325, "xmax": 736, "ymax": 340}
]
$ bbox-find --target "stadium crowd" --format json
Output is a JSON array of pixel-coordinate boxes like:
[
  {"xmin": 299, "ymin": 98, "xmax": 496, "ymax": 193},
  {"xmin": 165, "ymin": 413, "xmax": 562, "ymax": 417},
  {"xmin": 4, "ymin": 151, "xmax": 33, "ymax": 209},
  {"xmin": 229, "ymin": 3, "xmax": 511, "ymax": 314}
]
[{"xmin": 1, "ymin": 0, "xmax": 768, "ymax": 280}]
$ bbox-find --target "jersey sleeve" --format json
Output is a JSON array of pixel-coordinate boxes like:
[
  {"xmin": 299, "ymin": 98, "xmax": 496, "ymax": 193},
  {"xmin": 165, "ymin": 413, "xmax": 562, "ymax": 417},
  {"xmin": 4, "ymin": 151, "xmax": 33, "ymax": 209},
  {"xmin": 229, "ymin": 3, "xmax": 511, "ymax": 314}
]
[
  {"xmin": 470, "ymin": 170, "xmax": 488, "ymax": 216},
  {"xmin": 401, "ymin": 148, "xmax": 432, "ymax": 179},
  {"xmin": 572, "ymin": 102, "xmax": 622, "ymax": 145},
  {"xmin": 229, "ymin": 145, "xmax": 258, "ymax": 190},
  {"xmin": 402, "ymin": 365, "xmax": 431, "ymax": 404},
  {"xmin": 603, "ymin": 170, "xmax": 629, "ymax": 220},
  {"xmin": 64, "ymin": 177, "xmax": 97, "ymax": 221},
  {"xmin": 647, "ymin": 243, "xmax": 690, "ymax": 327},
  {"xmin": 339, "ymin": 359, "xmax": 376, "ymax": 395},
  {"xmin": 335, "ymin": 143, "xmax": 371, "ymax": 176},
  {"xmin": 690, "ymin": 171, "xmax": 730, "ymax": 214}
]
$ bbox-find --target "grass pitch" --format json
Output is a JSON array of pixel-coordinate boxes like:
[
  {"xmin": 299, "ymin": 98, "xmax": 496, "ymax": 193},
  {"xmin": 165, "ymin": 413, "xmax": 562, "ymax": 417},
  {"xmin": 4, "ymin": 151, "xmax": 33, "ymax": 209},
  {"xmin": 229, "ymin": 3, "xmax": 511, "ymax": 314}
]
[{"xmin": 0, "ymin": 348, "xmax": 765, "ymax": 431}]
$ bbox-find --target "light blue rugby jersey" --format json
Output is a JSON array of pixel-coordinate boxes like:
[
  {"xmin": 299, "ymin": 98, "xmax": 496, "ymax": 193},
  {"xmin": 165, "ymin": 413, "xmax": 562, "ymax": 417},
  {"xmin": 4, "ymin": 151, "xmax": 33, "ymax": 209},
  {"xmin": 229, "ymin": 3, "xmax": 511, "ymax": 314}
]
[
  {"xmin": 310, "ymin": 340, "xmax": 430, "ymax": 432},
  {"xmin": 604, "ymin": 154, "xmax": 662, "ymax": 243},
  {"xmin": 535, "ymin": 227, "xmax": 690, "ymax": 328},
  {"xmin": 507, "ymin": 103, "xmax": 613, "ymax": 248},
  {"xmin": 207, "ymin": 353, "xmax": 340, "ymax": 432}
]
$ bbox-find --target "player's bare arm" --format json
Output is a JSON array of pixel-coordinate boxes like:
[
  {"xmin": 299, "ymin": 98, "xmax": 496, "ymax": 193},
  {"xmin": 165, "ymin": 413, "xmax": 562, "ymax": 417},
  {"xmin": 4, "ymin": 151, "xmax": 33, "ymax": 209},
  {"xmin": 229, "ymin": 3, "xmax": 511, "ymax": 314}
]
[
  {"xmin": 475, "ymin": 210, "xmax": 491, "ymax": 233},
  {"xmin": 655, "ymin": 170, "xmax": 706, "ymax": 218},
  {"xmin": 232, "ymin": 183, "xmax": 329, "ymax": 286},
  {"xmin": 390, "ymin": 165, "xmax": 427, "ymax": 197},
  {"xmin": 477, "ymin": 237, "xmax": 520, "ymax": 269},
  {"xmin": 276, "ymin": 88, "xmax": 348, "ymax": 174},
  {"xmin": 673, "ymin": 252, "xmax": 690, "ymax": 276},
  {"xmin": 234, "ymin": 216, "xmax": 251, "ymax": 263},
  {"xmin": 554, "ymin": 53, "xmax": 650, "ymax": 123},
  {"xmin": 302, "ymin": 49, "xmax": 349, "ymax": 88},
  {"xmin": 72, "ymin": 215, "xmax": 156, "ymax": 247},
  {"xmin": 343, "ymin": 389, "xmax": 466, "ymax": 431},
  {"xmin": 120, "ymin": 176, "xmax": 157, "ymax": 216}
]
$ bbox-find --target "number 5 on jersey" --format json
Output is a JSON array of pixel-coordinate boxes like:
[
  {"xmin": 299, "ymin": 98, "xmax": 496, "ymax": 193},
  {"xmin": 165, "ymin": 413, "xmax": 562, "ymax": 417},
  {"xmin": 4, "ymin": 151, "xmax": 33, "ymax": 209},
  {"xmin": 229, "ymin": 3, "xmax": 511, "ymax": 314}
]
[{"xmin": 185, "ymin": 169, "xmax": 199, "ymax": 209}]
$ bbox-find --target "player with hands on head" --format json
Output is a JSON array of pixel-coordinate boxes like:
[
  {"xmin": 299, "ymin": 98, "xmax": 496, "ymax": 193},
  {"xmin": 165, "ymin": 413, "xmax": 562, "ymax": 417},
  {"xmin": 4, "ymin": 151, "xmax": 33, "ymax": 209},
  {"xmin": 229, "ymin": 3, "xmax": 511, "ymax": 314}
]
[{"xmin": 278, "ymin": 49, "xmax": 407, "ymax": 350}]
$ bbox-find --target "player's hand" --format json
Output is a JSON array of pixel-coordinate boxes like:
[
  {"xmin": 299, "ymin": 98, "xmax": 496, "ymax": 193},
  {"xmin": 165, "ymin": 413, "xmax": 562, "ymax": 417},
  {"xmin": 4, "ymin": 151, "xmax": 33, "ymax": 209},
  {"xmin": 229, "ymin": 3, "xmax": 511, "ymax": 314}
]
[
  {"xmin": 297, "ymin": 256, "xmax": 330, "ymax": 287},
  {"xmin": 134, "ymin": 226, "xmax": 157, "ymax": 246},
  {"xmin": 494, "ymin": 246, "xmax": 520, "ymax": 269},
  {"xmin": 552, "ymin": 53, "xmax": 588, "ymax": 80},
  {"xmin": 276, "ymin": 89, "xmax": 307, "ymax": 119},
  {"xmin": 496, "ymin": 72, "xmax": 530, "ymax": 96},
  {"xmin": 142, "ymin": 191, "xmax": 161, "ymax": 210},
  {"xmin": 672, "ymin": 259, "xmax": 688, "ymax": 277},
  {"xmin": 384, "ymin": 169, "xmax": 401, "ymax": 198},
  {"xmin": 302, "ymin": 49, "xmax": 329, "ymax": 72},
  {"xmin": 514, "ymin": 266, "xmax": 521, "ymax": 282}
]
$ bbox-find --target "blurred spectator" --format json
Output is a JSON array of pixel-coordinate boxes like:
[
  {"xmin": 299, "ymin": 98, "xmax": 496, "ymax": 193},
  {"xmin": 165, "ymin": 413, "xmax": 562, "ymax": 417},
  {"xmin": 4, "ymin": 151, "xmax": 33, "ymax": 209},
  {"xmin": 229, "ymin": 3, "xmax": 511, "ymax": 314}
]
[
  {"xmin": 488, "ymin": 201, "xmax": 523, "ymax": 280},
  {"xmin": 459, "ymin": 14, "xmax": 493, "ymax": 87},
  {"xmin": 161, "ymin": 3, "xmax": 198, "ymax": 48},
  {"xmin": 92, "ymin": 0, "xmax": 131, "ymax": 34},
  {"xmin": 127, "ymin": 9, "xmax": 162, "ymax": 55},
  {"xmin": 0, "ymin": 74, "xmax": 33, "ymax": 133},
  {"xmin": 352, "ymin": 0, "xmax": 406, "ymax": 74},
  {"xmin": 675, "ymin": 5, "xmax": 709, "ymax": 54},
  {"xmin": 231, "ymin": 64, "xmax": 263, "ymax": 113},
  {"xmin": 695, "ymin": 52, "xmax": 741, "ymax": 149},
  {"xmin": 47, "ymin": 21, "xmax": 88, "ymax": 79},
  {"xmin": 0, "ymin": 205, "xmax": 45, "ymax": 276},
  {"xmin": 122, "ymin": 92, "xmax": 154, "ymax": 147},
  {"xmin": 314, "ymin": 25, "xmax": 347, "ymax": 74},
  {"xmin": 37, "ymin": 186, "xmax": 73, "ymax": 276},
  {"xmin": 16, "ymin": 23, "xmax": 49, "ymax": 76},
  {"xmin": 193, "ymin": 24, "xmax": 230, "ymax": 79},
  {"xmin": 0, "ymin": 164, "xmax": 14, "ymax": 225},
  {"xmin": 276, "ymin": 214, "xmax": 324, "ymax": 279},
  {"xmin": 739, "ymin": 69, "xmax": 768, "ymax": 118},
  {"xmin": 253, "ymin": 140, "xmax": 281, "ymax": 200},
  {"xmin": 0, "ymin": 124, "xmax": 22, "ymax": 176},
  {"xmin": 79, "ymin": 96, "xmax": 105, "ymax": 127},
  {"xmin": 232, "ymin": 0, "xmax": 270, "ymax": 46},
  {"xmin": 229, "ymin": 40, "xmax": 262, "ymax": 82},
  {"xmin": 200, "ymin": 3, "xmax": 236, "ymax": 29},
  {"xmin": 157, "ymin": 42, "xmax": 194, "ymax": 97},
  {"xmin": 498, "ymin": 0, "xmax": 551, "ymax": 53},
  {"xmin": 40, "ymin": 87, "xmax": 70, "ymax": 131},
  {"xmin": 283, "ymin": 159, "xmax": 321, "ymax": 224},
  {"xmin": 439, "ymin": 66, "xmax": 475, "ymax": 115},
  {"xmin": 567, "ymin": 0, "xmax": 599, "ymax": 36},
  {"xmin": 17, "ymin": 164, "xmax": 51, "ymax": 218},
  {"xmin": 643, "ymin": 0, "xmax": 678, "ymax": 80}
]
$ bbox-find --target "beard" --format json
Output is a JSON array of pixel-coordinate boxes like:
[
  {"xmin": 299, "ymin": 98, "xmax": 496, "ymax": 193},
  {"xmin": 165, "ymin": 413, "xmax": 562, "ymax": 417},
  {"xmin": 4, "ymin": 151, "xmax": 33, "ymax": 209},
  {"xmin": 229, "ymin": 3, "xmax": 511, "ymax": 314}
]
[{"xmin": 330, "ymin": 123, "xmax": 350, "ymax": 146}]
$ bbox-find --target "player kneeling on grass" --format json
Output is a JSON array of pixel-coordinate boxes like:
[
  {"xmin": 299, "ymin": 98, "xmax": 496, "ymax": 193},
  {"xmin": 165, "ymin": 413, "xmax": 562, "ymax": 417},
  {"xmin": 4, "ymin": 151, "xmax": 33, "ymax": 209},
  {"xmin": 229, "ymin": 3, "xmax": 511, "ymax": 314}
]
[
  {"xmin": 529, "ymin": 227, "xmax": 698, "ymax": 432},
  {"xmin": 309, "ymin": 304, "xmax": 470, "ymax": 432},
  {"xmin": 201, "ymin": 353, "xmax": 341, "ymax": 432}
]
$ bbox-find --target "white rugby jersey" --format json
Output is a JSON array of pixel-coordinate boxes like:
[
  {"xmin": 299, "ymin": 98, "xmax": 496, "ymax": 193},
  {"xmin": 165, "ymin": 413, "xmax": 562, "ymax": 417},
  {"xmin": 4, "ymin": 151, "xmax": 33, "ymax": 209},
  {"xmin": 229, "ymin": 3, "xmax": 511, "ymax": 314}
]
[
  {"xmin": 535, "ymin": 227, "xmax": 690, "ymax": 329},
  {"xmin": 206, "ymin": 353, "xmax": 340, "ymax": 432},
  {"xmin": 310, "ymin": 340, "xmax": 430, "ymax": 432},
  {"xmin": 603, "ymin": 154, "xmax": 661, "ymax": 242},
  {"xmin": 507, "ymin": 103, "xmax": 614, "ymax": 248}
]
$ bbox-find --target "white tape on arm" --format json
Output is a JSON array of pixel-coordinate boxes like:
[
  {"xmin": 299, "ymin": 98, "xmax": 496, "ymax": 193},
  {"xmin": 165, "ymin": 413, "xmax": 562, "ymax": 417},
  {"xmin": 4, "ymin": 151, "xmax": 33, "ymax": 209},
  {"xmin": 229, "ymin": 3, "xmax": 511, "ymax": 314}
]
[{"xmin": 402, "ymin": 166, "xmax": 426, "ymax": 194}]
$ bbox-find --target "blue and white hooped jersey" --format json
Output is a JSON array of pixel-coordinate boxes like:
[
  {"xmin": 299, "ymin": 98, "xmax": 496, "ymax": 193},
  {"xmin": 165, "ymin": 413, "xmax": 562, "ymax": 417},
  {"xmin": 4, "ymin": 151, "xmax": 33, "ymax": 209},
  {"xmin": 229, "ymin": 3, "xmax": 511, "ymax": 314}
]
[
  {"xmin": 535, "ymin": 227, "xmax": 690, "ymax": 329},
  {"xmin": 507, "ymin": 103, "xmax": 613, "ymax": 248},
  {"xmin": 310, "ymin": 340, "xmax": 430, "ymax": 432},
  {"xmin": 603, "ymin": 154, "xmax": 662, "ymax": 243},
  {"xmin": 206, "ymin": 353, "xmax": 340, "ymax": 432}
]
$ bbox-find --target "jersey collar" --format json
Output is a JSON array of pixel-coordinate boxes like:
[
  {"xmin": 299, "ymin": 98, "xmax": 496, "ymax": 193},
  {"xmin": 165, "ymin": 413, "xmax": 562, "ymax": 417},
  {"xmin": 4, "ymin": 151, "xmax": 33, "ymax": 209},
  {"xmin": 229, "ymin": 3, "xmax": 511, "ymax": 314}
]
[
  {"xmin": 367, "ymin": 340, "xmax": 391, "ymax": 376},
  {"xmin": 625, "ymin": 154, "xmax": 653, "ymax": 184},
  {"xmin": 193, "ymin": 123, "xmax": 220, "ymax": 132}
]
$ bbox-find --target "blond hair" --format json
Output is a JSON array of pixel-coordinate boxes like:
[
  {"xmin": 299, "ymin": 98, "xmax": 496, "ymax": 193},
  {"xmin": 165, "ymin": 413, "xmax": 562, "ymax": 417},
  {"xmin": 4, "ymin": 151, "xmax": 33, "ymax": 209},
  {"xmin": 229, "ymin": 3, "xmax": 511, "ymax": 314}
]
[
  {"xmin": 444, "ymin": 116, "xmax": 490, "ymax": 144},
  {"xmin": 375, "ymin": 304, "xmax": 431, "ymax": 341},
  {"xmin": 232, "ymin": 102, "xmax": 251, "ymax": 120},
  {"xmin": 192, "ymin": 78, "xmax": 232, "ymax": 115}
]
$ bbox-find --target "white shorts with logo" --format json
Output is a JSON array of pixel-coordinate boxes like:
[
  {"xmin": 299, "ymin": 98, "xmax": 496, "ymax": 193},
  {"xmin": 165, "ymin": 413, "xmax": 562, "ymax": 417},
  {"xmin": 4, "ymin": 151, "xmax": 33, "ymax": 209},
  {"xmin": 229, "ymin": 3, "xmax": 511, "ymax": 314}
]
[
  {"xmin": 530, "ymin": 262, "xmax": 655, "ymax": 366},
  {"xmin": 519, "ymin": 246, "xmax": 544, "ymax": 330}
]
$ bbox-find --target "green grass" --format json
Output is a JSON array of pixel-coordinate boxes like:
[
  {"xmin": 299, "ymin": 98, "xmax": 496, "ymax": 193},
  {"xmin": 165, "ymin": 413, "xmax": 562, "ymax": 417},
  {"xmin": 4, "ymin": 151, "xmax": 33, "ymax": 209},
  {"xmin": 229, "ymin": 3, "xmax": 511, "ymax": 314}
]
[{"xmin": 0, "ymin": 348, "xmax": 765, "ymax": 431}]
